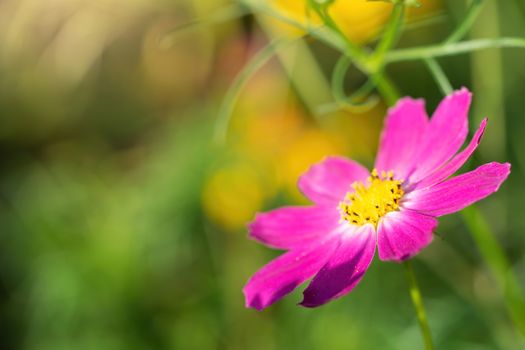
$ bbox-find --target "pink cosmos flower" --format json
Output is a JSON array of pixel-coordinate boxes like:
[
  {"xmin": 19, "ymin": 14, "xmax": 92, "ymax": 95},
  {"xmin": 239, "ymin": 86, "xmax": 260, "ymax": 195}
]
[{"xmin": 243, "ymin": 88, "xmax": 511, "ymax": 310}]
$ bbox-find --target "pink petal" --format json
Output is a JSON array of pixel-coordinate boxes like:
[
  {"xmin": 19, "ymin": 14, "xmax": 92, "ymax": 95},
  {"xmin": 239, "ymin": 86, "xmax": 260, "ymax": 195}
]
[
  {"xmin": 243, "ymin": 238, "xmax": 339, "ymax": 310},
  {"xmin": 409, "ymin": 88, "xmax": 472, "ymax": 182},
  {"xmin": 414, "ymin": 119, "xmax": 487, "ymax": 189},
  {"xmin": 249, "ymin": 205, "xmax": 340, "ymax": 250},
  {"xmin": 300, "ymin": 225, "xmax": 376, "ymax": 308},
  {"xmin": 403, "ymin": 162, "xmax": 511, "ymax": 217},
  {"xmin": 377, "ymin": 209, "xmax": 438, "ymax": 262},
  {"xmin": 374, "ymin": 97, "xmax": 429, "ymax": 179},
  {"xmin": 298, "ymin": 156, "xmax": 369, "ymax": 205}
]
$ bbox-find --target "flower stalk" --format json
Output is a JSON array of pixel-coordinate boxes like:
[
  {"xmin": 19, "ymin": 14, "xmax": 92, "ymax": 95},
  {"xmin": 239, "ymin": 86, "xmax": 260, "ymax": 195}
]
[
  {"xmin": 404, "ymin": 260, "xmax": 434, "ymax": 350},
  {"xmin": 232, "ymin": 0, "xmax": 525, "ymax": 341}
]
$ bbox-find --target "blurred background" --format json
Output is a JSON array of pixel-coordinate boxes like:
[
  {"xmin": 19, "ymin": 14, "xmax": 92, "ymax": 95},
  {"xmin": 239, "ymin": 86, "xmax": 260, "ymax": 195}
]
[{"xmin": 0, "ymin": 0, "xmax": 525, "ymax": 349}]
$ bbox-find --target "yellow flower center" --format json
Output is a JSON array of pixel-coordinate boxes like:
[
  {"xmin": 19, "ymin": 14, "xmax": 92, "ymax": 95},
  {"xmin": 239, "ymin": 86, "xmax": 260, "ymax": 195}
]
[{"xmin": 339, "ymin": 169, "xmax": 404, "ymax": 227}]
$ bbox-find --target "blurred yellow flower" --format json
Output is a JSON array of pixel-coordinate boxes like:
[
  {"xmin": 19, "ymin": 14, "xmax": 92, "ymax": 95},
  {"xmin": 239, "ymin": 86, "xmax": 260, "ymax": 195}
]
[
  {"xmin": 262, "ymin": 0, "xmax": 443, "ymax": 44},
  {"xmin": 202, "ymin": 161, "xmax": 269, "ymax": 231},
  {"xmin": 202, "ymin": 57, "xmax": 386, "ymax": 231}
]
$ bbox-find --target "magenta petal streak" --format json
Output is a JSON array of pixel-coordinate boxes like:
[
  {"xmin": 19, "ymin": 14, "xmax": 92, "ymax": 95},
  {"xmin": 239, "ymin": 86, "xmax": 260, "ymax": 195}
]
[
  {"xmin": 374, "ymin": 98, "xmax": 428, "ymax": 179},
  {"xmin": 404, "ymin": 162, "xmax": 511, "ymax": 217},
  {"xmin": 243, "ymin": 238, "xmax": 340, "ymax": 311},
  {"xmin": 415, "ymin": 119, "xmax": 487, "ymax": 189},
  {"xmin": 377, "ymin": 210, "xmax": 437, "ymax": 262},
  {"xmin": 300, "ymin": 225, "xmax": 376, "ymax": 308},
  {"xmin": 409, "ymin": 88, "xmax": 472, "ymax": 182}
]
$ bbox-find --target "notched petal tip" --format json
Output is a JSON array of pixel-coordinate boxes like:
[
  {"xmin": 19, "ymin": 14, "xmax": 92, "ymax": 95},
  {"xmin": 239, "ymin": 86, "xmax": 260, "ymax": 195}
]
[
  {"xmin": 484, "ymin": 161, "xmax": 511, "ymax": 175},
  {"xmin": 404, "ymin": 161, "xmax": 511, "ymax": 217},
  {"xmin": 298, "ymin": 299, "xmax": 320, "ymax": 309},
  {"xmin": 387, "ymin": 97, "xmax": 425, "ymax": 118},
  {"xmin": 476, "ymin": 118, "xmax": 488, "ymax": 143},
  {"xmin": 242, "ymin": 240, "xmax": 340, "ymax": 311},
  {"xmin": 445, "ymin": 87, "xmax": 473, "ymax": 113},
  {"xmin": 243, "ymin": 288, "xmax": 265, "ymax": 311},
  {"xmin": 454, "ymin": 86, "xmax": 472, "ymax": 98},
  {"xmin": 489, "ymin": 161, "xmax": 511, "ymax": 184}
]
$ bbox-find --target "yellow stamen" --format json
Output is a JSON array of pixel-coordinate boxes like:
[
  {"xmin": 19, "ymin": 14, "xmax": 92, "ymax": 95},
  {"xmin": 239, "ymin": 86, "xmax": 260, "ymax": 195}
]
[{"xmin": 339, "ymin": 169, "xmax": 404, "ymax": 227}]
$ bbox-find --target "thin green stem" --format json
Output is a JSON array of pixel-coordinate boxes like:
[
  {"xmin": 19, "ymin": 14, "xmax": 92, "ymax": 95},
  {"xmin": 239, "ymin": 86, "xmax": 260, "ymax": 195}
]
[
  {"xmin": 424, "ymin": 58, "xmax": 453, "ymax": 95},
  {"xmin": 421, "ymin": 1, "xmax": 482, "ymax": 101},
  {"xmin": 307, "ymin": 0, "xmax": 367, "ymax": 64},
  {"xmin": 445, "ymin": 0, "xmax": 484, "ymax": 44},
  {"xmin": 404, "ymin": 260, "xmax": 434, "ymax": 350},
  {"xmin": 370, "ymin": 2, "xmax": 406, "ymax": 69},
  {"xmin": 462, "ymin": 207, "xmax": 525, "ymax": 336},
  {"xmin": 386, "ymin": 37, "xmax": 525, "ymax": 62},
  {"xmin": 240, "ymin": 0, "xmax": 349, "ymax": 56},
  {"xmin": 371, "ymin": 73, "xmax": 400, "ymax": 106},
  {"xmin": 242, "ymin": 0, "xmax": 401, "ymax": 105},
  {"xmin": 214, "ymin": 39, "xmax": 289, "ymax": 143},
  {"xmin": 322, "ymin": 55, "xmax": 379, "ymax": 113},
  {"xmin": 159, "ymin": 3, "xmax": 249, "ymax": 48},
  {"xmin": 313, "ymin": 1, "xmax": 403, "ymax": 105},
  {"xmin": 428, "ymin": 71, "xmax": 525, "ymax": 338}
]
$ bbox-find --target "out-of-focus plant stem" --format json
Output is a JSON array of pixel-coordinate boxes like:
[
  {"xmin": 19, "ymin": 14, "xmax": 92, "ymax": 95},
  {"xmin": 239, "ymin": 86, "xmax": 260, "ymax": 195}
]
[
  {"xmin": 467, "ymin": 0, "xmax": 525, "ymax": 337},
  {"xmin": 404, "ymin": 260, "xmax": 434, "ymax": 350},
  {"xmin": 369, "ymin": 2, "xmax": 405, "ymax": 69},
  {"xmin": 233, "ymin": 0, "xmax": 525, "ymax": 341},
  {"xmin": 386, "ymin": 37, "xmax": 525, "ymax": 62},
  {"xmin": 214, "ymin": 39, "xmax": 290, "ymax": 143},
  {"xmin": 423, "ymin": 58, "xmax": 453, "ymax": 95},
  {"xmin": 258, "ymin": 34, "xmax": 334, "ymax": 120},
  {"xmin": 365, "ymin": 1, "xmax": 406, "ymax": 106},
  {"xmin": 306, "ymin": 0, "xmax": 368, "ymax": 67},
  {"xmin": 462, "ymin": 207, "xmax": 525, "ymax": 336},
  {"xmin": 310, "ymin": 1, "xmax": 405, "ymax": 106},
  {"xmin": 444, "ymin": 0, "xmax": 483, "ymax": 44},
  {"xmin": 240, "ymin": 0, "xmax": 402, "ymax": 106},
  {"xmin": 424, "ymin": 39, "xmax": 525, "ymax": 338},
  {"xmin": 159, "ymin": 3, "xmax": 249, "ymax": 48},
  {"xmin": 321, "ymin": 55, "xmax": 380, "ymax": 113},
  {"xmin": 423, "ymin": 0, "xmax": 483, "ymax": 94}
]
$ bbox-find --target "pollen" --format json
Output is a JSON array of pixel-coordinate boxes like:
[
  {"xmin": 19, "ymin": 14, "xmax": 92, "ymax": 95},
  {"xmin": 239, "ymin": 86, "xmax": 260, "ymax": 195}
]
[{"xmin": 339, "ymin": 169, "xmax": 404, "ymax": 227}]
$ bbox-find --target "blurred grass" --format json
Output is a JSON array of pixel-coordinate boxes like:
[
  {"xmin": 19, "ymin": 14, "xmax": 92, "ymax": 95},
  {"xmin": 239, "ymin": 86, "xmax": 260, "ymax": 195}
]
[{"xmin": 0, "ymin": 0, "xmax": 524, "ymax": 349}]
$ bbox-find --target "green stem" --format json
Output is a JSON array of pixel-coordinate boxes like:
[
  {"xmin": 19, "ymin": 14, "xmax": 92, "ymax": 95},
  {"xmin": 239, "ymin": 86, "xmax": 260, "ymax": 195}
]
[
  {"xmin": 445, "ymin": 0, "xmax": 484, "ymax": 44},
  {"xmin": 314, "ymin": 2, "xmax": 404, "ymax": 106},
  {"xmin": 372, "ymin": 73, "xmax": 400, "ymax": 106},
  {"xmin": 323, "ymin": 55, "xmax": 379, "ymax": 113},
  {"xmin": 386, "ymin": 37, "xmax": 525, "ymax": 62},
  {"xmin": 370, "ymin": 2, "xmax": 406, "ymax": 69},
  {"xmin": 307, "ymin": 0, "xmax": 368, "ymax": 64},
  {"xmin": 241, "ymin": 0, "xmax": 349, "ymax": 56},
  {"xmin": 424, "ymin": 58, "xmax": 453, "ymax": 95},
  {"xmin": 159, "ymin": 3, "xmax": 249, "ymax": 48},
  {"xmin": 426, "ymin": 60, "xmax": 525, "ymax": 337},
  {"xmin": 214, "ymin": 39, "xmax": 289, "ymax": 143},
  {"xmin": 462, "ymin": 207, "xmax": 525, "ymax": 336},
  {"xmin": 242, "ymin": 0, "xmax": 402, "ymax": 105},
  {"xmin": 404, "ymin": 260, "xmax": 434, "ymax": 350}
]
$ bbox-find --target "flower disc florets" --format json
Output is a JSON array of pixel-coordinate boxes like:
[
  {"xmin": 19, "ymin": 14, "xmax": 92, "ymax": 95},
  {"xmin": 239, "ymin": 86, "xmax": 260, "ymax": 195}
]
[{"xmin": 339, "ymin": 169, "xmax": 404, "ymax": 226}]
